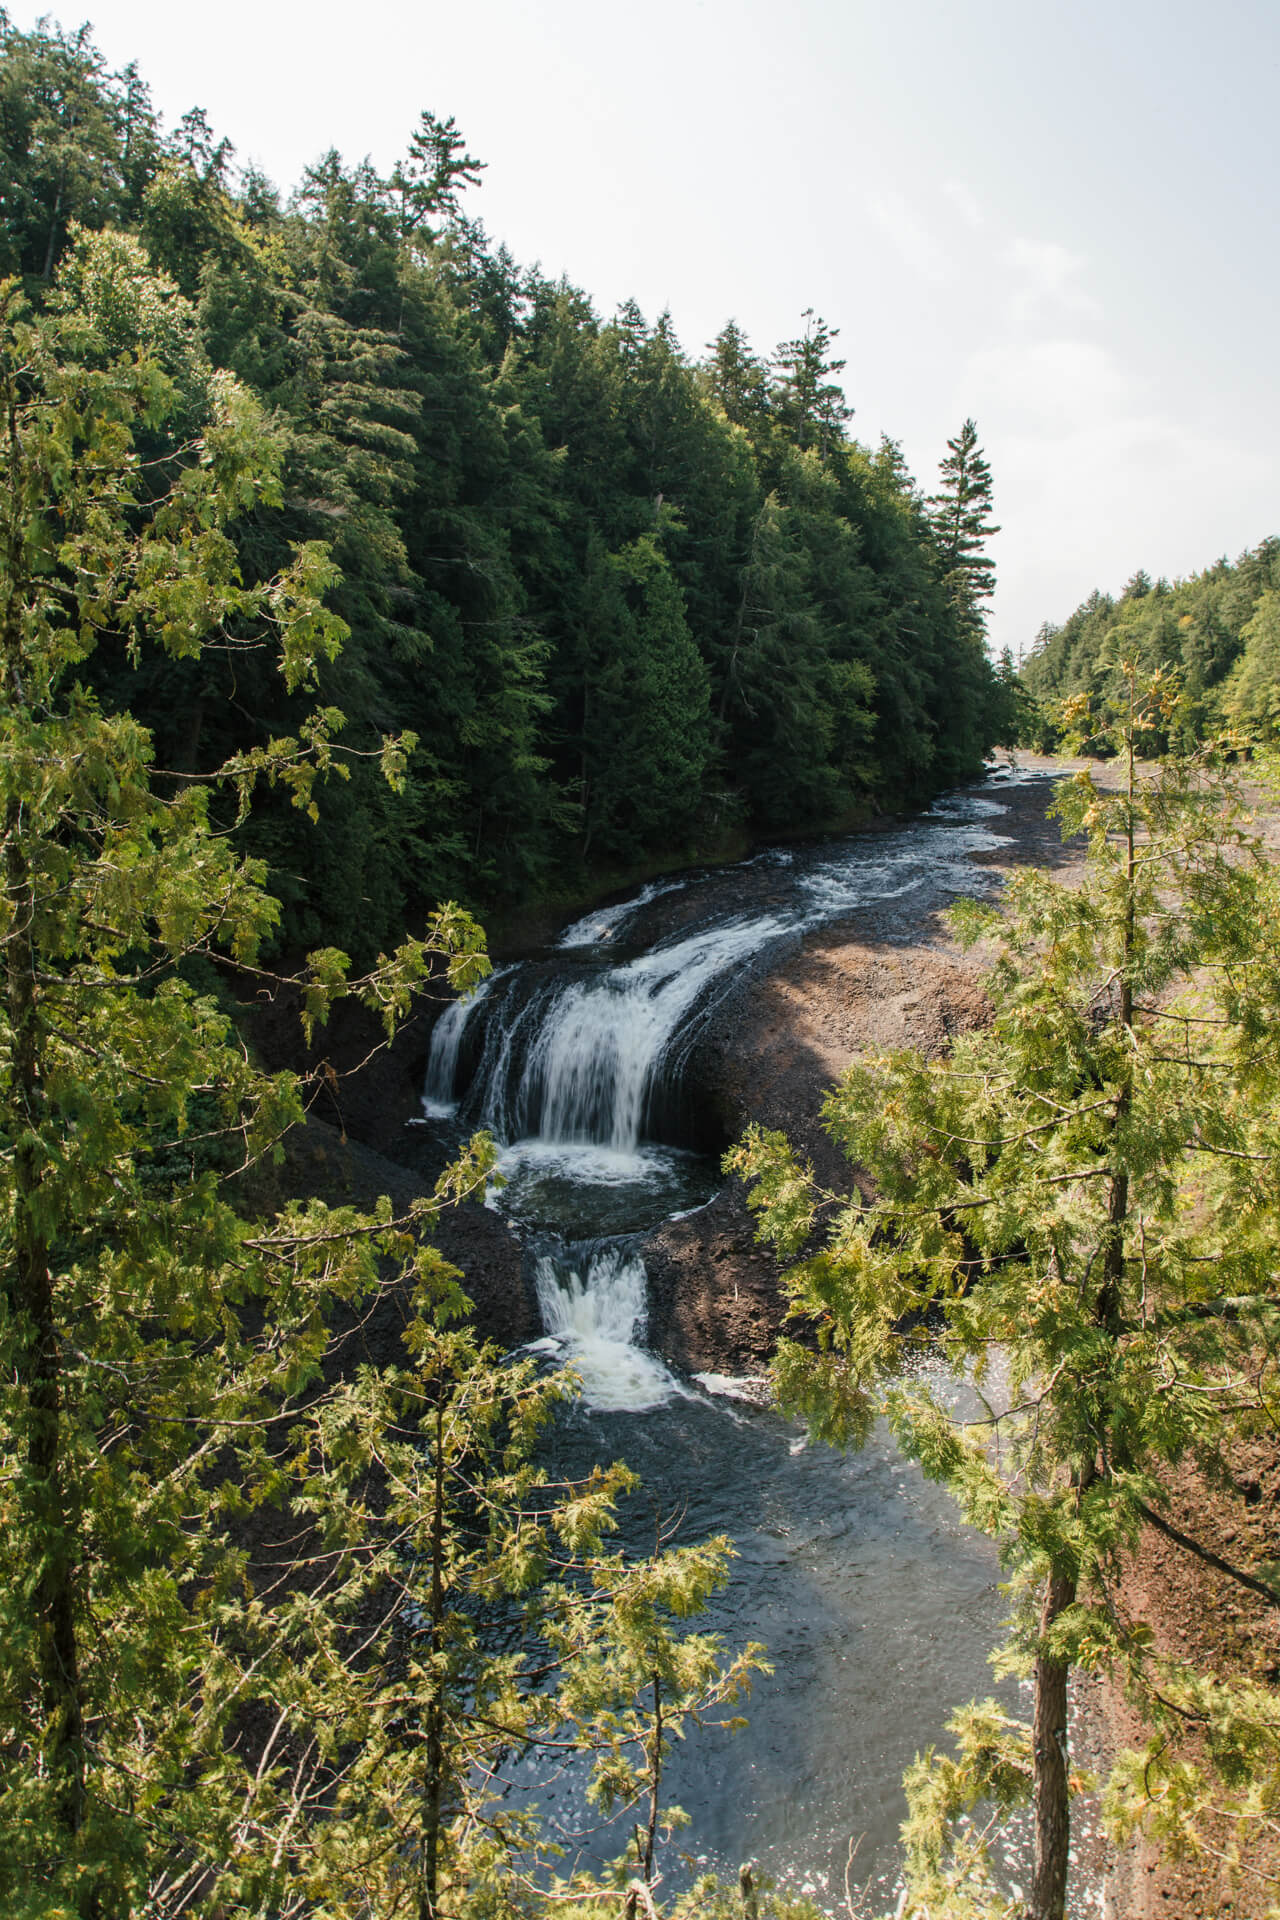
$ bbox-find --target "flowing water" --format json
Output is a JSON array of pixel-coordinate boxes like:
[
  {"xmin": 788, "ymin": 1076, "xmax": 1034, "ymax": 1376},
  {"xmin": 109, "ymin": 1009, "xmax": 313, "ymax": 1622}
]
[{"xmin": 420, "ymin": 774, "xmax": 1087, "ymax": 1910}]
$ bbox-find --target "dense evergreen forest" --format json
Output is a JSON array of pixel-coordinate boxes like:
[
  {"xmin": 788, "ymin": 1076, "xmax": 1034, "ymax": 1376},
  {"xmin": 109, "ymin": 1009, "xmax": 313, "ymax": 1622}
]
[
  {"xmin": 1019, "ymin": 536, "xmax": 1280, "ymax": 747},
  {"xmin": 0, "ymin": 14, "xmax": 1011, "ymax": 960}
]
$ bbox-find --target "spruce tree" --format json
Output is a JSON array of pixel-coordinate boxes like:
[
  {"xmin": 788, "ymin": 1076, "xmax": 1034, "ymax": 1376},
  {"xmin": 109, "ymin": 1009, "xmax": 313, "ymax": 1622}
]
[
  {"xmin": 926, "ymin": 417, "xmax": 999, "ymax": 632},
  {"xmin": 770, "ymin": 311, "xmax": 852, "ymax": 466}
]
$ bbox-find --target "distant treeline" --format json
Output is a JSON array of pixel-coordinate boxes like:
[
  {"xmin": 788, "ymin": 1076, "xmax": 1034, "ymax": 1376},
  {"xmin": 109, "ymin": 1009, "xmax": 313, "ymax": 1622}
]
[
  {"xmin": 1019, "ymin": 539, "xmax": 1280, "ymax": 751},
  {"xmin": 1, "ymin": 17, "xmax": 1012, "ymax": 958}
]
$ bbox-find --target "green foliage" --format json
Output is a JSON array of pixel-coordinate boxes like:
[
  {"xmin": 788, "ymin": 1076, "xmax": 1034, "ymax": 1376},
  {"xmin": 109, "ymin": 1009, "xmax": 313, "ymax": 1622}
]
[
  {"xmin": 1223, "ymin": 586, "xmax": 1280, "ymax": 737},
  {"xmin": 1020, "ymin": 537, "xmax": 1280, "ymax": 752},
  {"xmin": 0, "ymin": 15, "xmax": 1008, "ymax": 954},
  {"xmin": 0, "ymin": 12, "xmax": 140, "ymax": 280},
  {"xmin": 570, "ymin": 532, "xmax": 713, "ymax": 860},
  {"xmin": 732, "ymin": 672, "xmax": 1280, "ymax": 1916},
  {"xmin": 769, "ymin": 311, "xmax": 852, "ymax": 465},
  {"xmin": 895, "ymin": 1700, "xmax": 1039, "ymax": 1919},
  {"xmin": 926, "ymin": 419, "xmax": 999, "ymax": 637},
  {"xmin": 0, "ymin": 280, "xmax": 758, "ymax": 1918}
]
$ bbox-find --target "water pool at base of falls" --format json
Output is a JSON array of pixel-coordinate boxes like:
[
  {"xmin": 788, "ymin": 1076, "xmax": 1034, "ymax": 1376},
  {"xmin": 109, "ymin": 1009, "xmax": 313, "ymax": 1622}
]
[
  {"xmin": 503, "ymin": 1378, "xmax": 1019, "ymax": 1911},
  {"xmin": 489, "ymin": 1139, "xmax": 720, "ymax": 1236}
]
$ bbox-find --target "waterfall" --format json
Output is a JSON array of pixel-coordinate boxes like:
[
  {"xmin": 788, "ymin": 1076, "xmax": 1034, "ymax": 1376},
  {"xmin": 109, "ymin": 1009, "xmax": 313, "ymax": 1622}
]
[
  {"xmin": 451, "ymin": 794, "xmax": 1011, "ymax": 1153},
  {"xmin": 414, "ymin": 777, "xmax": 1088, "ymax": 1901},
  {"xmin": 533, "ymin": 1243, "xmax": 678, "ymax": 1412},
  {"xmin": 426, "ymin": 787, "xmax": 1016, "ymax": 1414},
  {"xmin": 421, "ymin": 965, "xmax": 509, "ymax": 1117},
  {"xmin": 555, "ymin": 874, "xmax": 691, "ymax": 949},
  {"xmin": 472, "ymin": 915, "xmax": 788, "ymax": 1151}
]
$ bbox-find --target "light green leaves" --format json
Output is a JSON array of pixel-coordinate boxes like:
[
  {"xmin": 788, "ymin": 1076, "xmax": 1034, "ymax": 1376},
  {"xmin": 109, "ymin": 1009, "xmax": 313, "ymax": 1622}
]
[{"xmin": 733, "ymin": 694, "xmax": 1280, "ymax": 1910}]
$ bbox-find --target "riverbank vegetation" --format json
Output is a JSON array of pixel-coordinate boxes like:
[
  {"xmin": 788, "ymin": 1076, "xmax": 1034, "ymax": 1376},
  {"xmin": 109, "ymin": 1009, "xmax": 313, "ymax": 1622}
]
[
  {"xmin": 8, "ymin": 14, "xmax": 1280, "ymax": 1920},
  {"xmin": 0, "ymin": 258, "xmax": 773, "ymax": 1919},
  {"xmin": 0, "ymin": 14, "xmax": 1013, "ymax": 968},
  {"xmin": 1018, "ymin": 539, "xmax": 1280, "ymax": 752}
]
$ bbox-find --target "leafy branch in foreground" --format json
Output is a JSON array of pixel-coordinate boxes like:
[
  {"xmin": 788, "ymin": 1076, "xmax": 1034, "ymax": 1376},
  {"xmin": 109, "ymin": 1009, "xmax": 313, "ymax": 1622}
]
[
  {"xmin": 731, "ymin": 671, "xmax": 1280, "ymax": 1920},
  {"xmin": 1, "ymin": 261, "xmax": 758, "ymax": 1919}
]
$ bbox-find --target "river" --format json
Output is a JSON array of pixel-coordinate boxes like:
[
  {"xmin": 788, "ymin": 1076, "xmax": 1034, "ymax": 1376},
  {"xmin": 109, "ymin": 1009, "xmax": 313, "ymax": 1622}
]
[{"xmin": 417, "ymin": 771, "xmax": 1063, "ymax": 1911}]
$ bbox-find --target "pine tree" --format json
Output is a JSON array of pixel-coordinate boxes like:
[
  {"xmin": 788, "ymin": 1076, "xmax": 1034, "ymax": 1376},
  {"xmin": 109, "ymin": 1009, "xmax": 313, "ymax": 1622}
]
[
  {"xmin": 0, "ymin": 13, "xmax": 128, "ymax": 278},
  {"xmin": 389, "ymin": 108, "xmax": 485, "ymax": 247},
  {"xmin": 926, "ymin": 417, "xmax": 999, "ymax": 632},
  {"xmin": 570, "ymin": 532, "xmax": 712, "ymax": 859},
  {"xmin": 703, "ymin": 318, "xmax": 770, "ymax": 435},
  {"xmin": 770, "ymin": 311, "xmax": 852, "ymax": 465}
]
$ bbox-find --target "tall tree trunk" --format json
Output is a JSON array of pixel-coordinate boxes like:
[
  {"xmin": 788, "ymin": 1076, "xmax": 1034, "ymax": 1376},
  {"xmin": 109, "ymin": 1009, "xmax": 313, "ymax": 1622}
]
[
  {"xmin": 1037, "ymin": 702, "xmax": 1138, "ymax": 1916},
  {"xmin": 5, "ymin": 826, "xmax": 87, "ymax": 1840},
  {"xmin": 641, "ymin": 1671, "xmax": 663, "ymax": 1884},
  {"xmin": 419, "ymin": 1399, "xmax": 447, "ymax": 1920},
  {"xmin": 41, "ymin": 178, "xmax": 65, "ymax": 282},
  {"xmin": 4, "ymin": 550, "xmax": 86, "ymax": 1843},
  {"xmin": 1029, "ymin": 1565, "xmax": 1075, "ymax": 1920}
]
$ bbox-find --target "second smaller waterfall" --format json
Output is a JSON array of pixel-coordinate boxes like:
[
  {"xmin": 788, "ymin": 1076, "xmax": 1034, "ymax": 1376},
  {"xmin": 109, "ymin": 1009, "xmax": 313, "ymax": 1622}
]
[{"xmin": 533, "ymin": 1243, "xmax": 679, "ymax": 1412}]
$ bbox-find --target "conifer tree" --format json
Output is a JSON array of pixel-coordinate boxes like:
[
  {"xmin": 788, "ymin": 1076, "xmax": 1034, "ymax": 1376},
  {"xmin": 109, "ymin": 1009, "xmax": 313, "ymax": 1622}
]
[
  {"xmin": 0, "ymin": 273, "xmax": 759, "ymax": 1919},
  {"xmin": 389, "ymin": 108, "xmax": 485, "ymax": 246},
  {"xmin": 731, "ymin": 673, "xmax": 1280, "ymax": 1919},
  {"xmin": 704, "ymin": 318, "xmax": 770, "ymax": 435},
  {"xmin": 926, "ymin": 417, "xmax": 999, "ymax": 631},
  {"xmin": 770, "ymin": 311, "xmax": 852, "ymax": 466},
  {"xmin": 0, "ymin": 12, "xmax": 127, "ymax": 278}
]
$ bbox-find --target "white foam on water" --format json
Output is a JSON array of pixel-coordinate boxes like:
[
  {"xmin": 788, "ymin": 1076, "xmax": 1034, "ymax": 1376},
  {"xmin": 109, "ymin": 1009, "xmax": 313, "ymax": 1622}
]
[
  {"xmin": 556, "ymin": 874, "xmax": 691, "ymax": 949},
  {"xmin": 445, "ymin": 787, "xmax": 1017, "ymax": 1156},
  {"xmin": 693, "ymin": 1371, "xmax": 772, "ymax": 1405},
  {"xmin": 926, "ymin": 791, "xmax": 1006, "ymax": 820},
  {"xmin": 517, "ymin": 913, "xmax": 790, "ymax": 1149},
  {"xmin": 494, "ymin": 1139, "xmax": 680, "ymax": 1187},
  {"xmin": 421, "ymin": 964, "xmax": 512, "ymax": 1118},
  {"xmin": 533, "ymin": 1246, "xmax": 681, "ymax": 1412}
]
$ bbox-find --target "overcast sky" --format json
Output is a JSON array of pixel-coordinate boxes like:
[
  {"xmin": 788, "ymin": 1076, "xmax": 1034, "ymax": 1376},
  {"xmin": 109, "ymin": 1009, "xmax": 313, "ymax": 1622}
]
[{"xmin": 17, "ymin": 0, "xmax": 1280, "ymax": 654}]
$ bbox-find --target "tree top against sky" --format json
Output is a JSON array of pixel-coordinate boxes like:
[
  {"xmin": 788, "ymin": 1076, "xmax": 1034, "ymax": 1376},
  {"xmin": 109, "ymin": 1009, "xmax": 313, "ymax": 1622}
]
[{"xmin": 5, "ymin": 0, "xmax": 1278, "ymax": 656}]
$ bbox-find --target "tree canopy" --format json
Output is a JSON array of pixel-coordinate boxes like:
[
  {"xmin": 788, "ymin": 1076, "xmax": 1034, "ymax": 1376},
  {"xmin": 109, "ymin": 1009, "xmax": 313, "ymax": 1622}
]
[
  {"xmin": 0, "ymin": 13, "xmax": 1005, "ymax": 961},
  {"xmin": 1019, "ymin": 537, "xmax": 1280, "ymax": 752},
  {"xmin": 0, "ymin": 258, "xmax": 773, "ymax": 1920}
]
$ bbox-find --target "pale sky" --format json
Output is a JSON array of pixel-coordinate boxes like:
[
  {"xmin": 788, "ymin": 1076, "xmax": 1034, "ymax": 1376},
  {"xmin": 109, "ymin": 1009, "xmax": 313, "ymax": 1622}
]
[{"xmin": 17, "ymin": 0, "xmax": 1280, "ymax": 655}]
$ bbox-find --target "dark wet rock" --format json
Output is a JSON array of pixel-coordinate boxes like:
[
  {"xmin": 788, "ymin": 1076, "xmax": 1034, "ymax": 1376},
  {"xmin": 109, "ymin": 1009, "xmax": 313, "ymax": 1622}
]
[
  {"xmin": 272, "ymin": 1114, "xmax": 537, "ymax": 1353},
  {"xmin": 643, "ymin": 1188, "xmax": 781, "ymax": 1374},
  {"xmin": 240, "ymin": 978, "xmax": 448, "ymax": 1156}
]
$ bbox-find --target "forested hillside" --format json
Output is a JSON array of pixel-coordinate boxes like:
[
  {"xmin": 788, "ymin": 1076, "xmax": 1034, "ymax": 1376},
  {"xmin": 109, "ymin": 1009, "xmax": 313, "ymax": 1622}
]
[
  {"xmin": 1020, "ymin": 537, "xmax": 1280, "ymax": 747},
  {"xmin": 0, "ymin": 16, "xmax": 1008, "ymax": 959}
]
